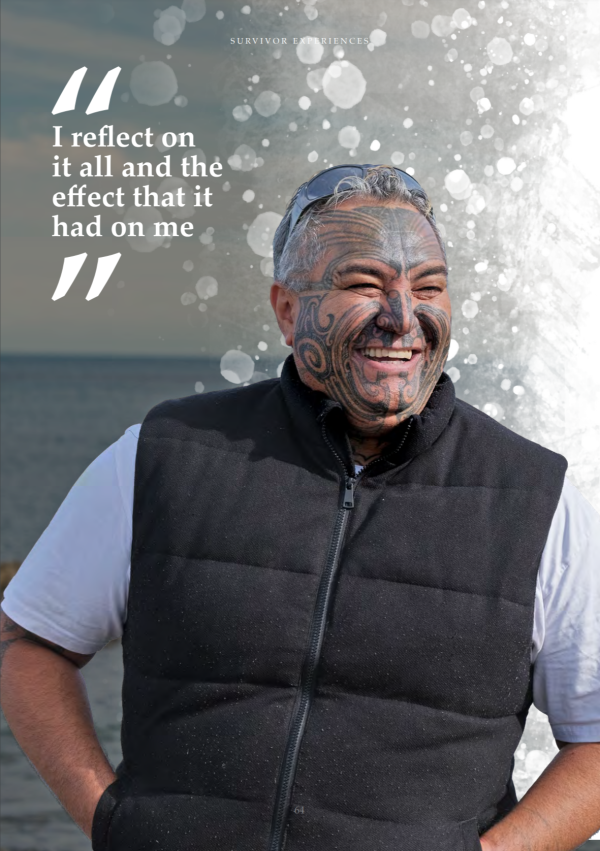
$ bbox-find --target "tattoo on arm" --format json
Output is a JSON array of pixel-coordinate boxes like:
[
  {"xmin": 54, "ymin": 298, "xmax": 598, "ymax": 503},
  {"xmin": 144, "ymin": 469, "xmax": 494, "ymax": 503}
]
[{"xmin": 0, "ymin": 610, "xmax": 92, "ymax": 671}]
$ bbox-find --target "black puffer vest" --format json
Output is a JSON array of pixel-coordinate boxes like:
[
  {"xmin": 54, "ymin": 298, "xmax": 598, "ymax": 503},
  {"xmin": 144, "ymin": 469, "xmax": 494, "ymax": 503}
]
[{"xmin": 92, "ymin": 357, "xmax": 567, "ymax": 851}]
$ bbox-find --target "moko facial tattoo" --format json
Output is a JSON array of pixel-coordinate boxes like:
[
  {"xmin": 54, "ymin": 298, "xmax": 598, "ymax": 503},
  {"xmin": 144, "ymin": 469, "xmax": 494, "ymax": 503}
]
[{"xmin": 289, "ymin": 201, "xmax": 451, "ymax": 438}]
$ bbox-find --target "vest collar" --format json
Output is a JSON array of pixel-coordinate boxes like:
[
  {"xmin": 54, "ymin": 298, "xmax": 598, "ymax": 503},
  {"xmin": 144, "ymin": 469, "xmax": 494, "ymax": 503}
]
[{"xmin": 279, "ymin": 355, "xmax": 456, "ymax": 476}]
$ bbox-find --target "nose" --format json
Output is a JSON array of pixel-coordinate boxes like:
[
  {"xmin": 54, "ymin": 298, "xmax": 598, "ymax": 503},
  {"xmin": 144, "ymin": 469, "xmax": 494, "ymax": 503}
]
[{"xmin": 375, "ymin": 287, "xmax": 416, "ymax": 338}]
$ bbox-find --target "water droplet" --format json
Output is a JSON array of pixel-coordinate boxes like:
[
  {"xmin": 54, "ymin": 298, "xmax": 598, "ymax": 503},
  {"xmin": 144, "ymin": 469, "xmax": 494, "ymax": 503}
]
[
  {"xmin": 496, "ymin": 157, "xmax": 516, "ymax": 175},
  {"xmin": 461, "ymin": 298, "xmax": 479, "ymax": 319},
  {"xmin": 431, "ymin": 15, "xmax": 456, "ymax": 37},
  {"xmin": 254, "ymin": 90, "xmax": 281, "ymax": 117},
  {"xmin": 411, "ymin": 20, "xmax": 430, "ymax": 38},
  {"xmin": 195, "ymin": 276, "xmax": 218, "ymax": 299},
  {"xmin": 233, "ymin": 104, "xmax": 252, "ymax": 122},
  {"xmin": 296, "ymin": 40, "xmax": 324, "ymax": 65},
  {"xmin": 228, "ymin": 144, "xmax": 258, "ymax": 171},
  {"xmin": 444, "ymin": 169, "xmax": 472, "ymax": 200},
  {"xmin": 247, "ymin": 211, "xmax": 283, "ymax": 257},
  {"xmin": 369, "ymin": 28, "xmax": 387, "ymax": 46},
  {"xmin": 338, "ymin": 126, "xmax": 361, "ymax": 149},
  {"xmin": 130, "ymin": 61, "xmax": 178, "ymax": 106},
  {"xmin": 307, "ymin": 68, "xmax": 327, "ymax": 92},
  {"xmin": 182, "ymin": 0, "xmax": 206, "ymax": 22},
  {"xmin": 486, "ymin": 36, "xmax": 513, "ymax": 65},
  {"xmin": 322, "ymin": 61, "xmax": 366, "ymax": 109},
  {"xmin": 220, "ymin": 350, "xmax": 254, "ymax": 384}
]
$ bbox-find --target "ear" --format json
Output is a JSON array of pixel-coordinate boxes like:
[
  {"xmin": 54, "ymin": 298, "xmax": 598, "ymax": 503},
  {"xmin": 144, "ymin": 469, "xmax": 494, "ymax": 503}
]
[{"xmin": 270, "ymin": 283, "xmax": 298, "ymax": 347}]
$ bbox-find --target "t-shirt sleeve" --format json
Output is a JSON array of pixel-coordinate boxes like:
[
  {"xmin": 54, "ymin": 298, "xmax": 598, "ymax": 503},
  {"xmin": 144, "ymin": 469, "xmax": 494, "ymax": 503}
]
[
  {"xmin": 1, "ymin": 425, "xmax": 139, "ymax": 655},
  {"xmin": 532, "ymin": 478, "xmax": 600, "ymax": 743}
]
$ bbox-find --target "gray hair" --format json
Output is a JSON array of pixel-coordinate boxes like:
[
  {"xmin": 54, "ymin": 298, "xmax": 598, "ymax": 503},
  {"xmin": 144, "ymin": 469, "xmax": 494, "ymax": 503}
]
[{"xmin": 272, "ymin": 165, "xmax": 445, "ymax": 293}]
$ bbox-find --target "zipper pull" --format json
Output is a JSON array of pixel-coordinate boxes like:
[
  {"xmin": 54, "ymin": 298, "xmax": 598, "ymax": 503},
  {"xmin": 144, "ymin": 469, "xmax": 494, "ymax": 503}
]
[{"xmin": 343, "ymin": 477, "xmax": 356, "ymax": 509}]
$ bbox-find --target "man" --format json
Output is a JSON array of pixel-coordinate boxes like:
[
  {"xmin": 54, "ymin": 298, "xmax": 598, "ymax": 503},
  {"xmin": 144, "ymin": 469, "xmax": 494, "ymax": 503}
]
[{"xmin": 1, "ymin": 165, "xmax": 599, "ymax": 851}]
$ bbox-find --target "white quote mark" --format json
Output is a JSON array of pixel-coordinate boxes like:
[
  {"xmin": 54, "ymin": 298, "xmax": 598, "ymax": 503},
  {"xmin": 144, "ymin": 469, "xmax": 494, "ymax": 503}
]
[
  {"xmin": 51, "ymin": 67, "xmax": 121, "ymax": 115},
  {"xmin": 51, "ymin": 68, "xmax": 122, "ymax": 301},
  {"xmin": 52, "ymin": 254, "xmax": 122, "ymax": 301}
]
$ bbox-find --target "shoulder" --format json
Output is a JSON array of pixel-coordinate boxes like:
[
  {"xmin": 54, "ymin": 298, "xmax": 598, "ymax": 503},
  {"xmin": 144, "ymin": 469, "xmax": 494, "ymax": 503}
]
[
  {"xmin": 0, "ymin": 424, "xmax": 138, "ymax": 654},
  {"xmin": 452, "ymin": 397, "xmax": 565, "ymax": 460},
  {"xmin": 140, "ymin": 379, "xmax": 283, "ymax": 440},
  {"xmin": 540, "ymin": 478, "xmax": 600, "ymax": 586},
  {"xmin": 124, "ymin": 423, "xmax": 141, "ymax": 441},
  {"xmin": 449, "ymin": 398, "xmax": 568, "ymax": 484}
]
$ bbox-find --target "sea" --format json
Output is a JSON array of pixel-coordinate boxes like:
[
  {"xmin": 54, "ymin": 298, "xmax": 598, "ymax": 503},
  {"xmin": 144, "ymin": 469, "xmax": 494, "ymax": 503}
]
[{"xmin": 0, "ymin": 355, "xmax": 598, "ymax": 850}]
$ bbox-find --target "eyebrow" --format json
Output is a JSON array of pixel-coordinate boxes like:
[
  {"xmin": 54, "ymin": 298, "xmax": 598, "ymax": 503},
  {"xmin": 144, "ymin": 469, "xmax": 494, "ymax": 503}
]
[
  {"xmin": 337, "ymin": 262, "xmax": 448, "ymax": 282},
  {"xmin": 337, "ymin": 263, "xmax": 390, "ymax": 280},
  {"xmin": 410, "ymin": 264, "xmax": 448, "ymax": 281}
]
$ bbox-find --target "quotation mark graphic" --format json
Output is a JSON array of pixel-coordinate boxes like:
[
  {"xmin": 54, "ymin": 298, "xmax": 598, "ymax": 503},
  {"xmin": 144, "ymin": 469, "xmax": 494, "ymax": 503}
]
[
  {"xmin": 52, "ymin": 254, "xmax": 122, "ymax": 301},
  {"xmin": 51, "ymin": 68, "xmax": 122, "ymax": 300},
  {"xmin": 52, "ymin": 67, "xmax": 121, "ymax": 114}
]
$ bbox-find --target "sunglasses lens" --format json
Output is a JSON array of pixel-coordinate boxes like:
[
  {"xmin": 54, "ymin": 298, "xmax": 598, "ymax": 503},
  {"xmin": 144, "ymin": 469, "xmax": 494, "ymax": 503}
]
[
  {"xmin": 398, "ymin": 173, "xmax": 420, "ymax": 192},
  {"xmin": 305, "ymin": 167, "xmax": 362, "ymax": 201},
  {"xmin": 287, "ymin": 165, "xmax": 432, "ymax": 242}
]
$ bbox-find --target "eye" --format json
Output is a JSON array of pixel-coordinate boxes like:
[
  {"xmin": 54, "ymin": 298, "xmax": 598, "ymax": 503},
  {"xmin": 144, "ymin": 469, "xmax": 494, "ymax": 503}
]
[
  {"xmin": 347, "ymin": 282, "xmax": 381, "ymax": 291},
  {"xmin": 414, "ymin": 285, "xmax": 443, "ymax": 296}
]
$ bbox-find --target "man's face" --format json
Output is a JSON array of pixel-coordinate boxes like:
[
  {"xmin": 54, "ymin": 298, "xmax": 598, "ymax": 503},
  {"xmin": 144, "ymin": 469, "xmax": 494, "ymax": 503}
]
[{"xmin": 272, "ymin": 199, "xmax": 451, "ymax": 437}]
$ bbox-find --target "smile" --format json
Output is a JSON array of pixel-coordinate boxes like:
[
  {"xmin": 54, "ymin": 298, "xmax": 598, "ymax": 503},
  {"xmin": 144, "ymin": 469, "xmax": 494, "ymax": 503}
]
[
  {"xmin": 353, "ymin": 346, "xmax": 422, "ymax": 374},
  {"xmin": 359, "ymin": 347, "xmax": 413, "ymax": 360}
]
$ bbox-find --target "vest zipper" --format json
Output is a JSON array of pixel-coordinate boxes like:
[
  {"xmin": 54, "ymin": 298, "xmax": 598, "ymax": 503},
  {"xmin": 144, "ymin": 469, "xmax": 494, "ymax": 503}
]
[
  {"xmin": 267, "ymin": 424, "xmax": 355, "ymax": 851},
  {"xmin": 267, "ymin": 416, "xmax": 413, "ymax": 851}
]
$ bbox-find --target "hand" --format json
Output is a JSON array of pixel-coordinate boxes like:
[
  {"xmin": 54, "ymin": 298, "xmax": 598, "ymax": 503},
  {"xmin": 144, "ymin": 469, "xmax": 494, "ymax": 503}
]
[
  {"xmin": 474, "ymin": 742, "xmax": 600, "ymax": 851},
  {"xmin": 1, "ymin": 609, "xmax": 117, "ymax": 839}
]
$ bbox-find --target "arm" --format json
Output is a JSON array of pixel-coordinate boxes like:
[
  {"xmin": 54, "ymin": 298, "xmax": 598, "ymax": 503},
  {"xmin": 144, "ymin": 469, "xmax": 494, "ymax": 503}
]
[
  {"xmin": 0, "ymin": 609, "xmax": 117, "ymax": 839},
  {"xmin": 480, "ymin": 740, "xmax": 600, "ymax": 851}
]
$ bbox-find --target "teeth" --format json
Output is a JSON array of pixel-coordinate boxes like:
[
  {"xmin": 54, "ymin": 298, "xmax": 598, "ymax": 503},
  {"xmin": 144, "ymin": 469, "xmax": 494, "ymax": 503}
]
[{"xmin": 363, "ymin": 347, "xmax": 412, "ymax": 359}]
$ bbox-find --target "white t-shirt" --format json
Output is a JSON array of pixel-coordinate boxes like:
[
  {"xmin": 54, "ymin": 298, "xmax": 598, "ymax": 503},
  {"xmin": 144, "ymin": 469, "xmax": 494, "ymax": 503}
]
[{"xmin": 3, "ymin": 424, "xmax": 600, "ymax": 744}]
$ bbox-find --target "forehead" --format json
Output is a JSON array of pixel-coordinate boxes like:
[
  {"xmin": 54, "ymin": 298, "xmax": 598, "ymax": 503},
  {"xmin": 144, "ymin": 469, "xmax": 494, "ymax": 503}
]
[{"xmin": 312, "ymin": 200, "xmax": 444, "ymax": 272}]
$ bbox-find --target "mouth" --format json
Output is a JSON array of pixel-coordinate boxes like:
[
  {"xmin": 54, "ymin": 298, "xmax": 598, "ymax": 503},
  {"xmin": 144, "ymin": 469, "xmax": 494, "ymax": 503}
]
[{"xmin": 354, "ymin": 346, "xmax": 422, "ymax": 373}]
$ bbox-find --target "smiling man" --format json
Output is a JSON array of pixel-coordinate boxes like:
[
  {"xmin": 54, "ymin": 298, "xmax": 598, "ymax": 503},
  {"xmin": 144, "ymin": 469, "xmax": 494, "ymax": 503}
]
[
  {"xmin": 272, "ymin": 199, "xmax": 452, "ymax": 462},
  {"xmin": 1, "ymin": 165, "xmax": 599, "ymax": 851}
]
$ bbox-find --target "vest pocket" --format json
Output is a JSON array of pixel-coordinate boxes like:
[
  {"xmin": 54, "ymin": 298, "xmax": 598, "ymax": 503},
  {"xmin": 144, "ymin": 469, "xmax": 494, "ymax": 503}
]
[
  {"xmin": 460, "ymin": 817, "xmax": 483, "ymax": 851},
  {"xmin": 91, "ymin": 781, "xmax": 121, "ymax": 851},
  {"xmin": 102, "ymin": 793, "xmax": 272, "ymax": 851}
]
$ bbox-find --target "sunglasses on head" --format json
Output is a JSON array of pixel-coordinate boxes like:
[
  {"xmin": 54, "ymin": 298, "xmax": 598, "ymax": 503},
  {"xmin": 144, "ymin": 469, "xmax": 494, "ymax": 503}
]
[{"xmin": 286, "ymin": 164, "xmax": 433, "ymax": 241}]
